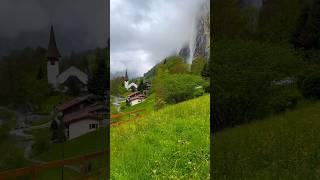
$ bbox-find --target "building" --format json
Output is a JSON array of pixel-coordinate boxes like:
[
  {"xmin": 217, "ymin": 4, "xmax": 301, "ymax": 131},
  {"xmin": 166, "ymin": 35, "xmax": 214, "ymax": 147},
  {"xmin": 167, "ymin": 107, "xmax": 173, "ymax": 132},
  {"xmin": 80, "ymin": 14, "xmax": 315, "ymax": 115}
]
[
  {"xmin": 126, "ymin": 92, "xmax": 146, "ymax": 106},
  {"xmin": 123, "ymin": 69, "xmax": 138, "ymax": 91},
  {"xmin": 46, "ymin": 25, "xmax": 88, "ymax": 91},
  {"xmin": 56, "ymin": 94, "xmax": 107, "ymax": 140}
]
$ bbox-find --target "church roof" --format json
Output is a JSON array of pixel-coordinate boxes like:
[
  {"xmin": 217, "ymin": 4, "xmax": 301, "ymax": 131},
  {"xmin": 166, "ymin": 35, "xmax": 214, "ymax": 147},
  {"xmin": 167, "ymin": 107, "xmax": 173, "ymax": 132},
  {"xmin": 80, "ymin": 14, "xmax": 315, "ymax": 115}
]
[{"xmin": 46, "ymin": 25, "xmax": 61, "ymax": 59}]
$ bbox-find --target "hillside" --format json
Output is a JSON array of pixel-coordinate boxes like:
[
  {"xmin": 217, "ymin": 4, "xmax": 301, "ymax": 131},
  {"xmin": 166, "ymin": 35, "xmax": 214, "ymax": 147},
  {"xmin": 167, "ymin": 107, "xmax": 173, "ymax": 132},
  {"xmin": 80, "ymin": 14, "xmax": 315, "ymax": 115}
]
[
  {"xmin": 111, "ymin": 95, "xmax": 210, "ymax": 179},
  {"xmin": 213, "ymin": 101, "xmax": 320, "ymax": 179}
]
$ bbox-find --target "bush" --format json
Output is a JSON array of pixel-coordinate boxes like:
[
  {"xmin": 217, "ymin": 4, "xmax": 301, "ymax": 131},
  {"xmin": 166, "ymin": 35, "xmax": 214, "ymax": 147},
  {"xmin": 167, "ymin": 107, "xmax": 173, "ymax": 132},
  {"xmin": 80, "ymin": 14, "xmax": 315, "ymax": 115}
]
[
  {"xmin": 157, "ymin": 74, "xmax": 207, "ymax": 104},
  {"xmin": 301, "ymin": 72, "xmax": 320, "ymax": 99},
  {"xmin": 33, "ymin": 136, "xmax": 50, "ymax": 155},
  {"xmin": 0, "ymin": 144, "xmax": 27, "ymax": 169},
  {"xmin": 271, "ymin": 87, "xmax": 301, "ymax": 113},
  {"xmin": 211, "ymin": 40, "xmax": 302, "ymax": 130}
]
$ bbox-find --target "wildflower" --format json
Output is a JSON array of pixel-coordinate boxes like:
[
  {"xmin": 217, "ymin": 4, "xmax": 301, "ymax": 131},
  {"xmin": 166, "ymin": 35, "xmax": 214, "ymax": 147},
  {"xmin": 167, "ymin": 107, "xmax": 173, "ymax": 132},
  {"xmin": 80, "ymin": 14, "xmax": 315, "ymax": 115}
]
[{"xmin": 152, "ymin": 170, "xmax": 157, "ymax": 174}]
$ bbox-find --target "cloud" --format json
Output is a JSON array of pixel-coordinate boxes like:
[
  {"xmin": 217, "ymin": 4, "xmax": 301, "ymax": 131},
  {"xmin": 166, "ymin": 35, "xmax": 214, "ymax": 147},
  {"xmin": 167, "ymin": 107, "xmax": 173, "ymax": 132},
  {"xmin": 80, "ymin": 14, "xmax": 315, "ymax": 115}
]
[
  {"xmin": 0, "ymin": 0, "xmax": 108, "ymax": 56},
  {"xmin": 110, "ymin": 0, "xmax": 206, "ymax": 77}
]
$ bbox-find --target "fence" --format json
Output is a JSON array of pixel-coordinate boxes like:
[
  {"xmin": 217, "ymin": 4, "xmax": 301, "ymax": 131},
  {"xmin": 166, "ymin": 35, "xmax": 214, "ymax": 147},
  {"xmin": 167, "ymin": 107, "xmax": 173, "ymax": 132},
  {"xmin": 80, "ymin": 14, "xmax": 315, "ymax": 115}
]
[
  {"xmin": 110, "ymin": 109, "xmax": 145, "ymax": 127},
  {"xmin": 0, "ymin": 149, "xmax": 108, "ymax": 180},
  {"xmin": 0, "ymin": 110, "xmax": 144, "ymax": 179}
]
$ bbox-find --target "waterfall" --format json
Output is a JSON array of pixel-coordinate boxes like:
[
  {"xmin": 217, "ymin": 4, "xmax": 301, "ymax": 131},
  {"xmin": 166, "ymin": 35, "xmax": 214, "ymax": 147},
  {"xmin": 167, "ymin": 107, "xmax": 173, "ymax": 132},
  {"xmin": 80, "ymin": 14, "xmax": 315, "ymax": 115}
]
[{"xmin": 188, "ymin": 16, "xmax": 197, "ymax": 65}]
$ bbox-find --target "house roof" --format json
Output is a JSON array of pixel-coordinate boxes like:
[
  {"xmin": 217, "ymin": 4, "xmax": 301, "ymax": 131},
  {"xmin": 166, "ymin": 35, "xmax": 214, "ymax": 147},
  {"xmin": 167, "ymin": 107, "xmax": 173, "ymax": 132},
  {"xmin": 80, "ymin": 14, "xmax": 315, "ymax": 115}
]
[
  {"xmin": 127, "ymin": 92, "xmax": 140, "ymax": 98},
  {"xmin": 128, "ymin": 93, "xmax": 146, "ymax": 101},
  {"xmin": 129, "ymin": 95, "xmax": 146, "ymax": 102},
  {"xmin": 46, "ymin": 25, "xmax": 61, "ymax": 59},
  {"xmin": 56, "ymin": 94, "xmax": 97, "ymax": 111},
  {"xmin": 63, "ymin": 104, "xmax": 106, "ymax": 124},
  {"xmin": 63, "ymin": 111, "xmax": 104, "ymax": 124}
]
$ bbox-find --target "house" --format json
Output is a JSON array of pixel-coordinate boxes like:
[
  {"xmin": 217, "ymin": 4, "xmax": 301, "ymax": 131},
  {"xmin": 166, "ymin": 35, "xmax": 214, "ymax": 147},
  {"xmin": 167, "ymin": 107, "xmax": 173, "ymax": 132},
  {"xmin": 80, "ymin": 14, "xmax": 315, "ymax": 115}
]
[
  {"xmin": 56, "ymin": 94, "xmax": 107, "ymax": 140},
  {"xmin": 123, "ymin": 69, "xmax": 138, "ymax": 91},
  {"xmin": 46, "ymin": 25, "xmax": 88, "ymax": 91},
  {"xmin": 126, "ymin": 92, "xmax": 146, "ymax": 106}
]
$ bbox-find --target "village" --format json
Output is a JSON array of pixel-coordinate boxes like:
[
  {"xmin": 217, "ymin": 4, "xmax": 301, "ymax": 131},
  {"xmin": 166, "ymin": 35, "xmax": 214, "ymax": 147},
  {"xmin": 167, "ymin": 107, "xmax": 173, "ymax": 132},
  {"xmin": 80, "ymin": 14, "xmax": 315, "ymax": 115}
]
[{"xmin": 0, "ymin": 22, "xmax": 109, "ymax": 178}]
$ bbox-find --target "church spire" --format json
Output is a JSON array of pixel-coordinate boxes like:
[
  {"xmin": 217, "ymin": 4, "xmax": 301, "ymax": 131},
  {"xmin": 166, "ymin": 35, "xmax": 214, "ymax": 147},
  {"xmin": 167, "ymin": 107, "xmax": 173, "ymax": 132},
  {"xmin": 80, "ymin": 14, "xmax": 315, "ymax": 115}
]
[
  {"xmin": 46, "ymin": 25, "xmax": 61, "ymax": 61},
  {"xmin": 124, "ymin": 69, "xmax": 129, "ymax": 81}
]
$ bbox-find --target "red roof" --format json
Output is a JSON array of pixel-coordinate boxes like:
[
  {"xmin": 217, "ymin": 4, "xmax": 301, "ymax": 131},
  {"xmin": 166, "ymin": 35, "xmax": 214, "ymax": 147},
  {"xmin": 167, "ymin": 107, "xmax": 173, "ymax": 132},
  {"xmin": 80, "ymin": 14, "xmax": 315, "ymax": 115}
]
[
  {"xmin": 128, "ymin": 94, "xmax": 146, "ymax": 102},
  {"xmin": 127, "ymin": 92, "xmax": 140, "ymax": 98},
  {"xmin": 63, "ymin": 104, "xmax": 106, "ymax": 124},
  {"xmin": 56, "ymin": 94, "xmax": 97, "ymax": 111}
]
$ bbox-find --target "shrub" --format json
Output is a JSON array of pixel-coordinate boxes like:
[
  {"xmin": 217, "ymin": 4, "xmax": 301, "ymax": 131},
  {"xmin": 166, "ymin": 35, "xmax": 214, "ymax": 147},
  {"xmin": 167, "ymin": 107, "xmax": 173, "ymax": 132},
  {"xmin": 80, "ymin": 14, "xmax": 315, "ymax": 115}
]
[
  {"xmin": 211, "ymin": 40, "xmax": 302, "ymax": 130},
  {"xmin": 159, "ymin": 74, "xmax": 207, "ymax": 104},
  {"xmin": 301, "ymin": 72, "xmax": 320, "ymax": 99},
  {"xmin": 271, "ymin": 87, "xmax": 301, "ymax": 113},
  {"xmin": 33, "ymin": 136, "xmax": 50, "ymax": 155}
]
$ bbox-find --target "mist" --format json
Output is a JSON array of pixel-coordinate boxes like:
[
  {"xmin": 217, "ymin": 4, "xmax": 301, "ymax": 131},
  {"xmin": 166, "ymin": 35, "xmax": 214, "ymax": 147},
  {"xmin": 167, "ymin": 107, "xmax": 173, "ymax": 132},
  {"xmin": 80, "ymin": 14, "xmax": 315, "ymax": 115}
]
[
  {"xmin": 110, "ymin": 0, "xmax": 207, "ymax": 78},
  {"xmin": 0, "ymin": 0, "xmax": 108, "ymax": 56}
]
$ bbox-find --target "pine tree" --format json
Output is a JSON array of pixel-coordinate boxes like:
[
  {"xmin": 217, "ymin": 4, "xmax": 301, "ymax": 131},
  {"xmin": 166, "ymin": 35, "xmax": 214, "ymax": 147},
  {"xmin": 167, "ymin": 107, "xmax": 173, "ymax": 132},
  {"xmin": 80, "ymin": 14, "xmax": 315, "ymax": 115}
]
[
  {"xmin": 36, "ymin": 65, "xmax": 44, "ymax": 80},
  {"xmin": 87, "ymin": 49, "xmax": 108, "ymax": 96},
  {"xmin": 138, "ymin": 79, "xmax": 144, "ymax": 92}
]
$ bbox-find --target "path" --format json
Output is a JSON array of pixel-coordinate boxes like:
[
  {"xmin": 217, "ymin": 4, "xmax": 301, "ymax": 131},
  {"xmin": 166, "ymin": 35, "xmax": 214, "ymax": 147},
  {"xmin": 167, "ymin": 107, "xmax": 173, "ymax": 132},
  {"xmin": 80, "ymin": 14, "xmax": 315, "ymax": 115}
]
[
  {"xmin": 111, "ymin": 95, "xmax": 126, "ymax": 112},
  {"xmin": 1, "ymin": 107, "xmax": 80, "ymax": 173}
]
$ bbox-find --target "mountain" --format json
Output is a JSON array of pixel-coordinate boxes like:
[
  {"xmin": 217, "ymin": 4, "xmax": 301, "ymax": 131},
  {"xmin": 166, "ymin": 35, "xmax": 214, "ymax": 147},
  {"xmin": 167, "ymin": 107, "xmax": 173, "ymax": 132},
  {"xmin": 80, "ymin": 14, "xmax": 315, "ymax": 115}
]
[{"xmin": 178, "ymin": 0, "xmax": 210, "ymax": 64}]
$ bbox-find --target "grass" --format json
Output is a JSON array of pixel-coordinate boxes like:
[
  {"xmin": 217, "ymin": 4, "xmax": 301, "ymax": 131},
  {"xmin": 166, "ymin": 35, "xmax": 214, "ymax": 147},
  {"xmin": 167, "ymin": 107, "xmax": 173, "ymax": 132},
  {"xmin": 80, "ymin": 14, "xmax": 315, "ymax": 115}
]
[
  {"xmin": 31, "ymin": 117, "xmax": 51, "ymax": 126},
  {"xmin": 212, "ymin": 101, "xmax": 320, "ymax": 179},
  {"xmin": 111, "ymin": 93, "xmax": 156, "ymax": 123},
  {"xmin": 37, "ymin": 95, "xmax": 69, "ymax": 114},
  {"xmin": 111, "ymin": 95, "xmax": 210, "ymax": 179},
  {"xmin": 26, "ymin": 127, "xmax": 107, "ymax": 179}
]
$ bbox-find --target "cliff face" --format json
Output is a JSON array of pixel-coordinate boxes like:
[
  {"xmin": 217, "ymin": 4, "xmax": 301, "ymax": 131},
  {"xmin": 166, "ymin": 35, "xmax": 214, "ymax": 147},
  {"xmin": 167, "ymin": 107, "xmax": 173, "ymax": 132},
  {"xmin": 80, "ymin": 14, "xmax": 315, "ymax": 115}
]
[
  {"xmin": 178, "ymin": 0, "xmax": 210, "ymax": 64},
  {"xmin": 193, "ymin": 0, "xmax": 210, "ymax": 62}
]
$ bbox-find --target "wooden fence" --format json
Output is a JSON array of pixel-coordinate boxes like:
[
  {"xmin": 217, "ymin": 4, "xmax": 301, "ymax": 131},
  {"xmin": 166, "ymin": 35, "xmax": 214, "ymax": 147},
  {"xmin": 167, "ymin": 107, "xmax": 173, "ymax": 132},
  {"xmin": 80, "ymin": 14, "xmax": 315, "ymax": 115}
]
[
  {"xmin": 0, "ymin": 149, "xmax": 108, "ymax": 180},
  {"xmin": 110, "ymin": 109, "xmax": 145, "ymax": 127}
]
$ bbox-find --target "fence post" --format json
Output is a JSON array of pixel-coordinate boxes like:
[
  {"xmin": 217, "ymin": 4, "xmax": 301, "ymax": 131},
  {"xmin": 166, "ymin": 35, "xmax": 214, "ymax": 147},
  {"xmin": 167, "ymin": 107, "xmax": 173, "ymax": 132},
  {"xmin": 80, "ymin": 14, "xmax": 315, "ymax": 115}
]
[{"xmin": 32, "ymin": 168, "xmax": 37, "ymax": 180}]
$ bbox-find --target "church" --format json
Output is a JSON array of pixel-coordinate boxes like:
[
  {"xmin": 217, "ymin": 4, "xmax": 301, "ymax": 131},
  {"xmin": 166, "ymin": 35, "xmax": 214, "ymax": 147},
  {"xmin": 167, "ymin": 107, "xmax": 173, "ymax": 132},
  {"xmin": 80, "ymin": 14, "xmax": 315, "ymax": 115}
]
[
  {"xmin": 123, "ymin": 69, "xmax": 138, "ymax": 91},
  {"xmin": 46, "ymin": 25, "xmax": 88, "ymax": 92}
]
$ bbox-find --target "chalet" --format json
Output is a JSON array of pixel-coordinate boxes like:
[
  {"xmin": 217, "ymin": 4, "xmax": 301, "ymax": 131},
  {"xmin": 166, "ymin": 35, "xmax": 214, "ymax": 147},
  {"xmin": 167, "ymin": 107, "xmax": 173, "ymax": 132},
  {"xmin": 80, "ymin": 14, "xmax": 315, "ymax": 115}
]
[
  {"xmin": 126, "ymin": 92, "xmax": 146, "ymax": 106},
  {"xmin": 56, "ymin": 94, "xmax": 107, "ymax": 140},
  {"xmin": 46, "ymin": 25, "xmax": 88, "ymax": 92}
]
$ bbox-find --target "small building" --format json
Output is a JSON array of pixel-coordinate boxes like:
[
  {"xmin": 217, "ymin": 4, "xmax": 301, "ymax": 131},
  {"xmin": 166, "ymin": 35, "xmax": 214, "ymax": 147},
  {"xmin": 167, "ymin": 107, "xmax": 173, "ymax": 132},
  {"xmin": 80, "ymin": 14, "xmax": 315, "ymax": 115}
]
[
  {"xmin": 46, "ymin": 25, "xmax": 88, "ymax": 92},
  {"xmin": 123, "ymin": 69, "xmax": 138, "ymax": 91},
  {"xmin": 126, "ymin": 92, "xmax": 146, "ymax": 106},
  {"xmin": 56, "ymin": 94, "xmax": 107, "ymax": 140}
]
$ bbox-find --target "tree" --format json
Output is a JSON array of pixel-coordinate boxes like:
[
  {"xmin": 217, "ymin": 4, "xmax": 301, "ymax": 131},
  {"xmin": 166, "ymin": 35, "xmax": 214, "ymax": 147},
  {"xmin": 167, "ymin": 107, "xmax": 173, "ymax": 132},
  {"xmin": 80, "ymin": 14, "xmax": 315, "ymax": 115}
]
[
  {"xmin": 258, "ymin": 0, "xmax": 300, "ymax": 44},
  {"xmin": 87, "ymin": 49, "xmax": 108, "ymax": 96},
  {"xmin": 292, "ymin": 0, "xmax": 320, "ymax": 49},
  {"xmin": 50, "ymin": 119, "xmax": 58, "ymax": 141},
  {"xmin": 191, "ymin": 56, "xmax": 205, "ymax": 75},
  {"xmin": 36, "ymin": 65, "xmax": 44, "ymax": 80},
  {"xmin": 138, "ymin": 79, "xmax": 145, "ymax": 92},
  {"xmin": 211, "ymin": 40, "xmax": 302, "ymax": 130}
]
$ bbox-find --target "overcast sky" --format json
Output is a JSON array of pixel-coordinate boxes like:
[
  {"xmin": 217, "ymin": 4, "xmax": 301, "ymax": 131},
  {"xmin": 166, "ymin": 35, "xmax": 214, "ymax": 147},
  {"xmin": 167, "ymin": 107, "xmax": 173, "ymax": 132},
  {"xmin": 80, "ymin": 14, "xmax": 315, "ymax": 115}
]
[
  {"xmin": 110, "ymin": 0, "xmax": 206, "ymax": 78},
  {"xmin": 0, "ymin": 0, "xmax": 108, "ymax": 56}
]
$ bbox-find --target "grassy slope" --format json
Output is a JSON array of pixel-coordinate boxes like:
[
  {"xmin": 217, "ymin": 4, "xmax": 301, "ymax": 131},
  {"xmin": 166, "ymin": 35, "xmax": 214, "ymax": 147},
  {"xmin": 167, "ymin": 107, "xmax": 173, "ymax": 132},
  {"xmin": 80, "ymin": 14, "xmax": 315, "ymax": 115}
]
[
  {"xmin": 213, "ymin": 101, "xmax": 320, "ymax": 179},
  {"xmin": 111, "ymin": 95, "xmax": 210, "ymax": 179},
  {"xmin": 30, "ymin": 127, "xmax": 107, "ymax": 179}
]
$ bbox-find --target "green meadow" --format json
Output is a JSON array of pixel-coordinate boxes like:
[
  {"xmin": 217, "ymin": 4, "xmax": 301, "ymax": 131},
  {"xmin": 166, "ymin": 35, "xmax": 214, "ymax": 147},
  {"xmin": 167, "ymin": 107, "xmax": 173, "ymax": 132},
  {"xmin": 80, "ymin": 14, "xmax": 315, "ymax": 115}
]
[
  {"xmin": 111, "ymin": 95, "xmax": 210, "ymax": 179},
  {"xmin": 213, "ymin": 101, "xmax": 320, "ymax": 179}
]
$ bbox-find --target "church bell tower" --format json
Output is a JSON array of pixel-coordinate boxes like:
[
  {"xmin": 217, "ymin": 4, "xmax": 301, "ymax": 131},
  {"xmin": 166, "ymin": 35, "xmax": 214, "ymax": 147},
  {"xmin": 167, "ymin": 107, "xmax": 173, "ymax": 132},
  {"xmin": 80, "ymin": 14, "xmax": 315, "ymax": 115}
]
[{"xmin": 46, "ymin": 25, "xmax": 61, "ymax": 90}]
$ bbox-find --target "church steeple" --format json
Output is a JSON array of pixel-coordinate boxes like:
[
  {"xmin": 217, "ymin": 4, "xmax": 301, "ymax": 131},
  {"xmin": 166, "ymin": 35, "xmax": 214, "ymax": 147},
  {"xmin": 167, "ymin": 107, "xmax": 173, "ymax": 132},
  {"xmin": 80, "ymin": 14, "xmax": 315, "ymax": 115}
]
[
  {"xmin": 46, "ymin": 25, "xmax": 61, "ymax": 62},
  {"xmin": 124, "ymin": 69, "xmax": 129, "ymax": 81}
]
